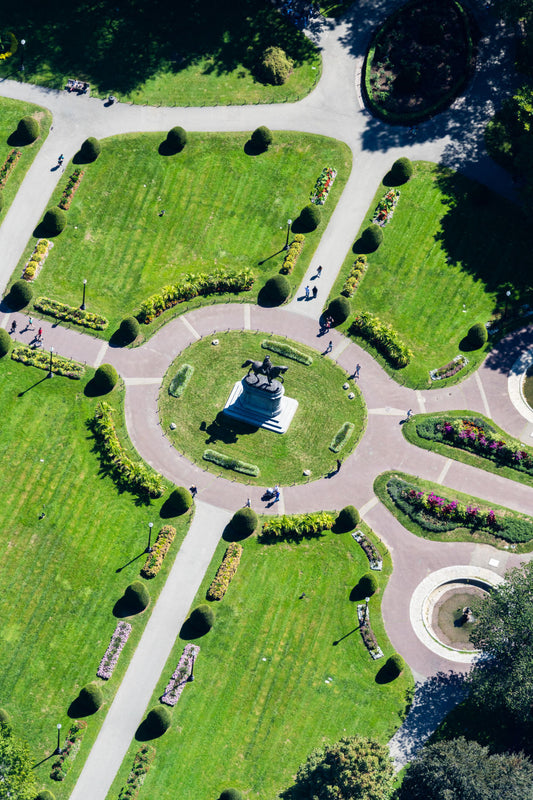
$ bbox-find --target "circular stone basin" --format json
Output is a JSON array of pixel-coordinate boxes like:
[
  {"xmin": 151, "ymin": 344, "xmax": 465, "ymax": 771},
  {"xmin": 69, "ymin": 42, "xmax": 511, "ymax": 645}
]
[{"xmin": 432, "ymin": 585, "xmax": 488, "ymax": 651}]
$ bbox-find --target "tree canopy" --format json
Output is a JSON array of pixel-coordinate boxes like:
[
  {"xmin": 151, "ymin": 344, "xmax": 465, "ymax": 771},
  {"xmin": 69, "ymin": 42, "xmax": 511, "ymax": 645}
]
[{"xmin": 0, "ymin": 721, "xmax": 37, "ymax": 800}]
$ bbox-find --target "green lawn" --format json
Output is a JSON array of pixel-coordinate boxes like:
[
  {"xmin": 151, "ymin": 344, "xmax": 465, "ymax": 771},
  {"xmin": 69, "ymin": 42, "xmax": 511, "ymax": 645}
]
[
  {"xmin": 106, "ymin": 522, "xmax": 413, "ymax": 800},
  {"xmin": 0, "ymin": 355, "xmax": 192, "ymax": 800},
  {"xmin": 159, "ymin": 331, "xmax": 366, "ymax": 485},
  {"xmin": 13, "ymin": 132, "xmax": 351, "ymax": 338},
  {"xmin": 0, "ymin": 98, "xmax": 52, "ymax": 225},
  {"xmin": 329, "ymin": 162, "xmax": 530, "ymax": 389}
]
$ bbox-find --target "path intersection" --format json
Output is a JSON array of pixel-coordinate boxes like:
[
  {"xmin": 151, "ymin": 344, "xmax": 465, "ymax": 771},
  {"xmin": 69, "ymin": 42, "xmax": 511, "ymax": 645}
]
[{"xmin": 0, "ymin": 0, "xmax": 531, "ymax": 794}]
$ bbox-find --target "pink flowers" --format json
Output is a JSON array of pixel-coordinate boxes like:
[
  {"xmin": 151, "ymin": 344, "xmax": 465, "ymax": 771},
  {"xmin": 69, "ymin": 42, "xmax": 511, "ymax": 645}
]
[
  {"xmin": 161, "ymin": 644, "xmax": 200, "ymax": 706},
  {"xmin": 97, "ymin": 621, "xmax": 132, "ymax": 680}
]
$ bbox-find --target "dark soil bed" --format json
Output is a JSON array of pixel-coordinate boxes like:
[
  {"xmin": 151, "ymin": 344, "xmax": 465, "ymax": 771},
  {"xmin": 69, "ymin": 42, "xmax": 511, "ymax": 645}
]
[{"xmin": 364, "ymin": 0, "xmax": 474, "ymax": 122}]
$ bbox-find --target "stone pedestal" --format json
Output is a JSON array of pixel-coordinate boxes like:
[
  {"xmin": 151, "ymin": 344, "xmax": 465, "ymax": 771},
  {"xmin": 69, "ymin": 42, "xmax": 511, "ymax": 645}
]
[{"xmin": 223, "ymin": 374, "xmax": 298, "ymax": 434}]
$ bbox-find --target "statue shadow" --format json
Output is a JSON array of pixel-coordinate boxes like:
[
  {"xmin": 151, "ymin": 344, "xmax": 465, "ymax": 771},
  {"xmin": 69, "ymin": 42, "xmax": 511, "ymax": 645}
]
[{"xmin": 204, "ymin": 412, "xmax": 257, "ymax": 445}]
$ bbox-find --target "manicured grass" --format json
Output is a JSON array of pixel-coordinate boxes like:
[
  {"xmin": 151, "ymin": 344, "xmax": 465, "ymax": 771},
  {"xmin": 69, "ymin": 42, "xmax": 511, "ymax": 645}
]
[
  {"xmin": 0, "ymin": 98, "xmax": 52, "ymax": 226},
  {"xmin": 159, "ymin": 331, "xmax": 366, "ymax": 485},
  {"xmin": 0, "ymin": 355, "xmax": 192, "ymax": 800},
  {"xmin": 13, "ymin": 132, "xmax": 351, "ymax": 338},
  {"xmin": 402, "ymin": 411, "xmax": 533, "ymax": 489},
  {"xmin": 329, "ymin": 162, "xmax": 529, "ymax": 389},
  {"xmin": 107, "ymin": 521, "xmax": 413, "ymax": 800},
  {"xmin": 374, "ymin": 470, "xmax": 533, "ymax": 552}
]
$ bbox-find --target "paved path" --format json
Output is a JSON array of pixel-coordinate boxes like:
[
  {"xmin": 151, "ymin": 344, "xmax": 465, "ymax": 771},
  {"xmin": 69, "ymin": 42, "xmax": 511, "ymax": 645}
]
[{"xmin": 0, "ymin": 0, "xmax": 530, "ymax": 793}]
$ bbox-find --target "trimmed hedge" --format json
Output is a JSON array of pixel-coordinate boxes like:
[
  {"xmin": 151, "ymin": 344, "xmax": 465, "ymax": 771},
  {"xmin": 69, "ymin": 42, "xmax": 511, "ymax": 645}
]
[
  {"xmin": 390, "ymin": 157, "xmax": 413, "ymax": 184},
  {"xmin": 203, "ymin": 449, "xmax": 260, "ymax": 477},
  {"xmin": 384, "ymin": 653, "xmax": 405, "ymax": 679},
  {"xmin": 336, "ymin": 505, "xmax": 360, "ymax": 532},
  {"xmin": 251, "ymin": 125, "xmax": 273, "ymax": 150},
  {"xmin": 94, "ymin": 363, "xmax": 118, "ymax": 393},
  {"xmin": 166, "ymin": 126, "xmax": 187, "ymax": 151},
  {"xmin": 81, "ymin": 137, "xmax": 101, "ymax": 161},
  {"xmin": 260, "ymin": 46, "xmax": 293, "ymax": 85},
  {"xmin": 42, "ymin": 207, "xmax": 67, "ymax": 236},
  {"xmin": 118, "ymin": 316, "xmax": 140, "ymax": 344},
  {"xmin": 467, "ymin": 322, "xmax": 488, "ymax": 349},
  {"xmin": 261, "ymin": 338, "xmax": 312, "ymax": 365},
  {"xmin": 11, "ymin": 345, "xmax": 85, "ymax": 379},
  {"xmin": 299, "ymin": 203, "xmax": 321, "ymax": 231},
  {"xmin": 0, "ymin": 328, "xmax": 11, "ymax": 357},
  {"xmin": 330, "ymin": 422, "xmax": 355, "ymax": 453},
  {"xmin": 189, "ymin": 604, "xmax": 215, "ymax": 634},
  {"xmin": 78, "ymin": 683, "xmax": 104, "ymax": 714},
  {"xmin": 350, "ymin": 312, "xmax": 412, "ymax": 368},
  {"xmin": 8, "ymin": 278, "xmax": 32, "ymax": 309},
  {"xmin": 260, "ymin": 511, "xmax": 335, "ymax": 542},
  {"xmin": 327, "ymin": 295, "xmax": 351, "ymax": 325},
  {"xmin": 34, "ymin": 296, "xmax": 108, "ymax": 331},
  {"xmin": 124, "ymin": 581, "xmax": 150, "ymax": 613},
  {"xmin": 141, "ymin": 525, "xmax": 176, "ymax": 579},
  {"xmin": 17, "ymin": 115, "xmax": 39, "ymax": 143},
  {"xmin": 260, "ymin": 274, "xmax": 290, "ymax": 306},
  {"xmin": 361, "ymin": 224, "xmax": 383, "ymax": 252},
  {"xmin": 143, "ymin": 706, "xmax": 171, "ymax": 737},
  {"xmin": 169, "ymin": 364, "xmax": 194, "ymax": 398},
  {"xmin": 231, "ymin": 507, "xmax": 259, "ymax": 537},
  {"xmin": 341, "ymin": 255, "xmax": 367, "ymax": 298},
  {"xmin": 359, "ymin": 572, "xmax": 379, "ymax": 596},
  {"xmin": 206, "ymin": 542, "xmax": 243, "ymax": 601},
  {"xmin": 165, "ymin": 486, "xmax": 193, "ymax": 515}
]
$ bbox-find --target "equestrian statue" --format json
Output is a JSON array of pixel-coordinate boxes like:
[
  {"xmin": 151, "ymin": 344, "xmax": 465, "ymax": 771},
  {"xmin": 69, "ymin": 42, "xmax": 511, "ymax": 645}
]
[{"xmin": 242, "ymin": 354, "xmax": 289, "ymax": 385}]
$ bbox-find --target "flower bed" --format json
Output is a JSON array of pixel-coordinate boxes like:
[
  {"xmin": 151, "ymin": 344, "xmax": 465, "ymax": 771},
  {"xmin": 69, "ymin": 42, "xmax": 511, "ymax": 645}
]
[
  {"xmin": 96, "ymin": 621, "xmax": 132, "ymax": 680},
  {"xmin": 34, "ymin": 296, "xmax": 108, "ymax": 330},
  {"xmin": 261, "ymin": 338, "xmax": 312, "ymax": 365},
  {"xmin": 206, "ymin": 542, "xmax": 243, "ymax": 601},
  {"xmin": 429, "ymin": 354, "xmax": 468, "ymax": 381},
  {"xmin": 137, "ymin": 268, "xmax": 254, "ymax": 324},
  {"xmin": 22, "ymin": 239, "xmax": 53, "ymax": 281},
  {"xmin": 58, "ymin": 168, "xmax": 85, "ymax": 210},
  {"xmin": 0, "ymin": 148, "xmax": 21, "ymax": 188},
  {"xmin": 357, "ymin": 605, "xmax": 383, "ymax": 659},
  {"xmin": 117, "ymin": 745, "xmax": 156, "ymax": 800},
  {"xmin": 280, "ymin": 233, "xmax": 304, "ymax": 275},
  {"xmin": 352, "ymin": 530, "xmax": 382, "ymax": 570},
  {"xmin": 372, "ymin": 189, "xmax": 400, "ymax": 226},
  {"xmin": 92, "ymin": 402, "xmax": 165, "ymax": 498},
  {"xmin": 350, "ymin": 312, "xmax": 412, "ymax": 368},
  {"xmin": 310, "ymin": 166, "xmax": 337, "ymax": 205},
  {"xmin": 50, "ymin": 721, "xmax": 87, "ymax": 781},
  {"xmin": 161, "ymin": 643, "xmax": 200, "ymax": 706},
  {"xmin": 260, "ymin": 511, "xmax": 335, "ymax": 543},
  {"xmin": 329, "ymin": 422, "xmax": 355, "ymax": 453},
  {"xmin": 141, "ymin": 525, "xmax": 176, "ymax": 579},
  {"xmin": 203, "ymin": 448, "xmax": 259, "ymax": 477},
  {"xmin": 341, "ymin": 255, "xmax": 367, "ymax": 298},
  {"xmin": 11, "ymin": 344, "xmax": 85, "ymax": 379}
]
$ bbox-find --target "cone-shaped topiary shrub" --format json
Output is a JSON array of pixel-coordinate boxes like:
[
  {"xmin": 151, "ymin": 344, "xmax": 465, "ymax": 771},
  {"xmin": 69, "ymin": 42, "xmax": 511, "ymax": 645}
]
[
  {"xmin": 361, "ymin": 224, "xmax": 383, "ymax": 252},
  {"xmin": 118, "ymin": 316, "xmax": 140, "ymax": 345},
  {"xmin": 189, "ymin": 604, "xmax": 215, "ymax": 635},
  {"xmin": 327, "ymin": 295, "xmax": 351, "ymax": 325},
  {"xmin": 231, "ymin": 507, "xmax": 259, "ymax": 538},
  {"xmin": 42, "ymin": 206, "xmax": 67, "ymax": 236},
  {"xmin": 17, "ymin": 115, "xmax": 39, "ymax": 143},
  {"xmin": 0, "ymin": 328, "xmax": 11, "ymax": 358},
  {"xmin": 167, "ymin": 126, "xmax": 187, "ymax": 152},
  {"xmin": 384, "ymin": 653, "xmax": 405, "ymax": 679},
  {"xmin": 8, "ymin": 279, "xmax": 33, "ymax": 309},
  {"xmin": 359, "ymin": 572, "xmax": 379, "ymax": 596},
  {"xmin": 144, "ymin": 706, "xmax": 171, "ymax": 737},
  {"xmin": 259, "ymin": 274, "xmax": 290, "ymax": 306},
  {"xmin": 78, "ymin": 683, "xmax": 104, "ymax": 714},
  {"xmin": 94, "ymin": 363, "xmax": 118, "ymax": 393},
  {"xmin": 390, "ymin": 157, "xmax": 413, "ymax": 184},
  {"xmin": 250, "ymin": 125, "xmax": 273, "ymax": 151},
  {"xmin": 336, "ymin": 505, "xmax": 360, "ymax": 532},
  {"xmin": 467, "ymin": 322, "xmax": 488, "ymax": 349},
  {"xmin": 81, "ymin": 137, "xmax": 101, "ymax": 162},
  {"xmin": 165, "ymin": 486, "xmax": 193, "ymax": 516},
  {"xmin": 219, "ymin": 790, "xmax": 245, "ymax": 800},
  {"xmin": 36, "ymin": 790, "xmax": 56, "ymax": 800},
  {"xmin": 260, "ymin": 46, "xmax": 293, "ymax": 85},
  {"xmin": 0, "ymin": 708, "xmax": 11, "ymax": 727},
  {"xmin": 299, "ymin": 203, "xmax": 321, "ymax": 232},
  {"xmin": 124, "ymin": 581, "xmax": 150, "ymax": 613}
]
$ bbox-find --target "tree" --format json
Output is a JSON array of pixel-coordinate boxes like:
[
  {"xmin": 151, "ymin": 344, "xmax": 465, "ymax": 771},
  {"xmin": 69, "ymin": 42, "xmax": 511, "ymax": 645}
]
[
  {"xmin": 467, "ymin": 561, "xmax": 533, "ymax": 724},
  {"xmin": 398, "ymin": 738, "xmax": 533, "ymax": 800},
  {"xmin": 0, "ymin": 721, "xmax": 37, "ymax": 800},
  {"xmin": 282, "ymin": 736, "xmax": 394, "ymax": 800}
]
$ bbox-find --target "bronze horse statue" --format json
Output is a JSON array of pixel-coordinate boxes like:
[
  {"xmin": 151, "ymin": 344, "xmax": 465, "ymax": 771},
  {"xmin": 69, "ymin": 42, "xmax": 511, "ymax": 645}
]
[{"xmin": 242, "ymin": 355, "xmax": 289, "ymax": 385}]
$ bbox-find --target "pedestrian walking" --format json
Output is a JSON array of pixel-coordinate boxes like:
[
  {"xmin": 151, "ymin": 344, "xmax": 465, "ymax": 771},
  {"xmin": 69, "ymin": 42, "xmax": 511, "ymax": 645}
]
[
  {"xmin": 406, "ymin": 409, "xmax": 413, "ymax": 419},
  {"xmin": 305, "ymin": 285, "xmax": 310, "ymax": 300},
  {"xmin": 189, "ymin": 485, "xmax": 198, "ymax": 498},
  {"xmin": 316, "ymin": 265, "xmax": 322, "ymax": 277},
  {"xmin": 336, "ymin": 459, "xmax": 342, "ymax": 472},
  {"xmin": 325, "ymin": 340, "xmax": 333, "ymax": 354},
  {"xmin": 28, "ymin": 316, "xmax": 34, "ymax": 330},
  {"xmin": 58, "ymin": 153, "xmax": 64, "ymax": 166},
  {"xmin": 312, "ymin": 285, "xmax": 318, "ymax": 299},
  {"xmin": 245, "ymin": 498, "xmax": 251, "ymax": 508},
  {"xmin": 38, "ymin": 327, "xmax": 43, "ymax": 342},
  {"xmin": 10, "ymin": 320, "xmax": 17, "ymax": 333},
  {"xmin": 354, "ymin": 363, "xmax": 361, "ymax": 378}
]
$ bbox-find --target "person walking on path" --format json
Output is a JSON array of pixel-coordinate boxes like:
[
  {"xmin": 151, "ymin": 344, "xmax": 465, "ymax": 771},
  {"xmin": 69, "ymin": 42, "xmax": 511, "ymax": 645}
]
[
  {"xmin": 354, "ymin": 363, "xmax": 361, "ymax": 378},
  {"xmin": 27, "ymin": 316, "xmax": 34, "ymax": 330},
  {"xmin": 312, "ymin": 285, "xmax": 318, "ymax": 299},
  {"xmin": 406, "ymin": 409, "xmax": 413, "ymax": 419},
  {"xmin": 10, "ymin": 320, "xmax": 16, "ymax": 334},
  {"xmin": 316, "ymin": 265, "xmax": 322, "ymax": 277},
  {"xmin": 305, "ymin": 285, "xmax": 310, "ymax": 300},
  {"xmin": 325, "ymin": 340, "xmax": 333, "ymax": 354},
  {"xmin": 38, "ymin": 327, "xmax": 43, "ymax": 344}
]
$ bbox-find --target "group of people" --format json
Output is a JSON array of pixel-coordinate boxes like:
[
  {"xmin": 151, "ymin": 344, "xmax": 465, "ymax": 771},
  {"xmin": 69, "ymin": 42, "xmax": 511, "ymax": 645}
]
[
  {"xmin": 265, "ymin": 485, "xmax": 281, "ymax": 502},
  {"xmin": 66, "ymin": 79, "xmax": 90, "ymax": 93},
  {"xmin": 9, "ymin": 318, "xmax": 43, "ymax": 344}
]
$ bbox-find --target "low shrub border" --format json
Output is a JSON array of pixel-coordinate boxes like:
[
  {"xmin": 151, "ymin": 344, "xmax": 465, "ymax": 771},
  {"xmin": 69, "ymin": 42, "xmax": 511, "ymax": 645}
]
[
  {"xmin": 50, "ymin": 721, "xmax": 87, "ymax": 781},
  {"xmin": 97, "ymin": 621, "xmax": 132, "ymax": 680},
  {"xmin": 259, "ymin": 511, "xmax": 335, "ymax": 542},
  {"xmin": 261, "ymin": 339, "xmax": 312, "ymax": 365},
  {"xmin": 141, "ymin": 525, "xmax": 176, "ymax": 578},
  {"xmin": 0, "ymin": 148, "xmax": 21, "ymax": 188},
  {"xmin": 92, "ymin": 402, "xmax": 165, "ymax": 498},
  {"xmin": 352, "ymin": 529, "xmax": 382, "ymax": 570},
  {"xmin": 310, "ymin": 166, "xmax": 337, "ymax": 205},
  {"xmin": 341, "ymin": 255, "xmax": 367, "ymax": 298},
  {"xmin": 117, "ymin": 745, "xmax": 156, "ymax": 800},
  {"xmin": 160, "ymin": 643, "xmax": 200, "ymax": 706},
  {"xmin": 206, "ymin": 542, "xmax": 243, "ymax": 601},
  {"xmin": 430, "ymin": 354, "xmax": 469, "ymax": 381},
  {"xmin": 357, "ymin": 604, "xmax": 383, "ymax": 660},
  {"xmin": 329, "ymin": 422, "xmax": 355, "ymax": 453},
  {"xmin": 22, "ymin": 239, "xmax": 53, "ymax": 281},
  {"xmin": 137, "ymin": 268, "xmax": 254, "ymax": 324},
  {"xmin": 203, "ymin": 449, "xmax": 259, "ymax": 477},
  {"xmin": 373, "ymin": 189, "xmax": 400, "ymax": 226},
  {"xmin": 280, "ymin": 233, "xmax": 304, "ymax": 275},
  {"xmin": 11, "ymin": 345, "xmax": 85, "ymax": 379},
  {"xmin": 350, "ymin": 312, "xmax": 412, "ymax": 368},
  {"xmin": 58, "ymin": 168, "xmax": 84, "ymax": 210},
  {"xmin": 168, "ymin": 364, "xmax": 194, "ymax": 398},
  {"xmin": 34, "ymin": 296, "xmax": 108, "ymax": 331}
]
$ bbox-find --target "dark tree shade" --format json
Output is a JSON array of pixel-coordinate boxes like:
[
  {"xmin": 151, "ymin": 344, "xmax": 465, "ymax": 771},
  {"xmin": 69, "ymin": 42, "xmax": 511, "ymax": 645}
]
[
  {"xmin": 81, "ymin": 137, "xmax": 101, "ymax": 161},
  {"xmin": 94, "ymin": 363, "xmax": 118, "ymax": 393},
  {"xmin": 259, "ymin": 274, "xmax": 291, "ymax": 306},
  {"xmin": 231, "ymin": 507, "xmax": 259, "ymax": 537},
  {"xmin": 8, "ymin": 279, "xmax": 33, "ymax": 309},
  {"xmin": 42, "ymin": 207, "xmax": 67, "ymax": 236},
  {"xmin": 167, "ymin": 126, "xmax": 187, "ymax": 151},
  {"xmin": 251, "ymin": 126, "xmax": 273, "ymax": 150},
  {"xmin": 467, "ymin": 322, "xmax": 488, "ymax": 349},
  {"xmin": 299, "ymin": 203, "xmax": 321, "ymax": 231},
  {"xmin": 17, "ymin": 115, "xmax": 39, "ymax": 143}
]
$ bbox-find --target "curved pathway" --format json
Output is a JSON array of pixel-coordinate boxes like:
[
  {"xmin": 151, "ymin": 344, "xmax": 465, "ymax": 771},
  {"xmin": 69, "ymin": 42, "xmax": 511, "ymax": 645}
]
[{"xmin": 0, "ymin": 0, "xmax": 530, "ymax": 794}]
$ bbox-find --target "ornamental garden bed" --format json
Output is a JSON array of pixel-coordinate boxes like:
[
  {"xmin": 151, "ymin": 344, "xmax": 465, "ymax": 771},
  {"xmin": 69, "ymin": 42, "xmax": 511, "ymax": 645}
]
[
  {"xmin": 160, "ymin": 643, "xmax": 200, "ymax": 706},
  {"xmin": 0, "ymin": 147, "xmax": 21, "ymax": 188},
  {"xmin": 430, "ymin": 354, "xmax": 468, "ymax": 381},
  {"xmin": 22, "ymin": 239, "xmax": 53, "ymax": 281},
  {"xmin": 357, "ymin": 604, "xmax": 384, "ymax": 660},
  {"xmin": 373, "ymin": 189, "xmax": 400, "ymax": 226},
  {"xmin": 352, "ymin": 530, "xmax": 382, "ymax": 570},
  {"xmin": 310, "ymin": 166, "xmax": 337, "ymax": 205}
]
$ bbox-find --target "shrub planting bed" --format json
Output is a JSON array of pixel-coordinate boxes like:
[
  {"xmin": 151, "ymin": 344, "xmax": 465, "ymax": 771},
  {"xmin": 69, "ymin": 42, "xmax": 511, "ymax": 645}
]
[
  {"xmin": 261, "ymin": 339, "xmax": 312, "ymax": 365},
  {"xmin": 96, "ymin": 621, "xmax": 132, "ymax": 680},
  {"xmin": 280, "ymin": 234, "xmax": 305, "ymax": 275},
  {"xmin": 22, "ymin": 239, "xmax": 53, "ymax": 281},
  {"xmin": 260, "ymin": 511, "xmax": 335, "ymax": 542},
  {"xmin": 0, "ymin": 148, "xmax": 21, "ymax": 188},
  {"xmin": 117, "ymin": 745, "xmax": 156, "ymax": 800},
  {"xmin": 203, "ymin": 449, "xmax": 260, "ymax": 477},
  {"xmin": 429, "ymin": 354, "xmax": 468, "ymax": 381},
  {"xmin": 350, "ymin": 312, "xmax": 412, "ymax": 368},
  {"xmin": 341, "ymin": 255, "xmax": 367, "ymax": 298},
  {"xmin": 58, "ymin": 169, "xmax": 84, "ymax": 210},
  {"xmin": 160, "ymin": 644, "xmax": 200, "ymax": 706},
  {"xmin": 206, "ymin": 542, "xmax": 243, "ymax": 601},
  {"xmin": 11, "ymin": 344, "xmax": 85, "ymax": 378},
  {"xmin": 141, "ymin": 525, "xmax": 177, "ymax": 579},
  {"xmin": 357, "ymin": 604, "xmax": 384, "ymax": 659},
  {"xmin": 310, "ymin": 166, "xmax": 337, "ymax": 205},
  {"xmin": 352, "ymin": 530, "xmax": 383, "ymax": 570},
  {"xmin": 50, "ymin": 721, "xmax": 87, "ymax": 781},
  {"xmin": 373, "ymin": 189, "xmax": 400, "ymax": 226},
  {"xmin": 34, "ymin": 296, "xmax": 108, "ymax": 330}
]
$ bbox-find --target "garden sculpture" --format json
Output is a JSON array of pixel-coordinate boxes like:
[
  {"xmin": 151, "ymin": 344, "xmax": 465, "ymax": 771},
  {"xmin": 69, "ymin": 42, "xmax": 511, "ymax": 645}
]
[{"xmin": 242, "ymin": 355, "xmax": 289, "ymax": 385}]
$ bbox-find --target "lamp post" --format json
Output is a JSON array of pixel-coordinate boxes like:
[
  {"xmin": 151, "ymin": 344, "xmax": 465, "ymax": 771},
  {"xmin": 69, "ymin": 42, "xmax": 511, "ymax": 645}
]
[
  {"xmin": 188, "ymin": 655, "xmax": 195, "ymax": 682},
  {"xmin": 284, "ymin": 218, "xmax": 292, "ymax": 250},
  {"xmin": 365, "ymin": 596, "xmax": 370, "ymax": 622},
  {"xmin": 81, "ymin": 278, "xmax": 87, "ymax": 310},
  {"xmin": 48, "ymin": 346, "xmax": 54, "ymax": 378},
  {"xmin": 145, "ymin": 522, "xmax": 153, "ymax": 553},
  {"xmin": 504, "ymin": 289, "xmax": 511, "ymax": 319},
  {"xmin": 55, "ymin": 723, "xmax": 62, "ymax": 755},
  {"xmin": 19, "ymin": 39, "xmax": 25, "ymax": 72}
]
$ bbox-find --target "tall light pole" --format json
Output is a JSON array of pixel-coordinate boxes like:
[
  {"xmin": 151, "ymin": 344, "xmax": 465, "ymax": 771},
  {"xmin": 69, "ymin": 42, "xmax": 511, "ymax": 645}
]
[
  {"xmin": 55, "ymin": 723, "xmax": 62, "ymax": 755},
  {"xmin": 284, "ymin": 218, "xmax": 292, "ymax": 250},
  {"xmin": 81, "ymin": 278, "xmax": 87, "ymax": 310},
  {"xmin": 145, "ymin": 522, "xmax": 153, "ymax": 553},
  {"xmin": 188, "ymin": 654, "xmax": 195, "ymax": 682},
  {"xmin": 48, "ymin": 346, "xmax": 54, "ymax": 378},
  {"xmin": 19, "ymin": 39, "xmax": 25, "ymax": 72}
]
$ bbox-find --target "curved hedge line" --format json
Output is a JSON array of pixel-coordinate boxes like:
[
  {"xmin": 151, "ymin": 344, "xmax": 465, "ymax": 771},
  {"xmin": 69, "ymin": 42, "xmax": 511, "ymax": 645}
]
[
  {"xmin": 203, "ymin": 449, "xmax": 259, "ymax": 477},
  {"xmin": 350, "ymin": 312, "xmax": 412, "ymax": 368},
  {"xmin": 261, "ymin": 339, "xmax": 312, "ymax": 365},
  {"xmin": 34, "ymin": 296, "xmax": 108, "ymax": 330},
  {"xmin": 206, "ymin": 542, "xmax": 243, "ymax": 601},
  {"xmin": 11, "ymin": 345, "xmax": 85, "ymax": 378}
]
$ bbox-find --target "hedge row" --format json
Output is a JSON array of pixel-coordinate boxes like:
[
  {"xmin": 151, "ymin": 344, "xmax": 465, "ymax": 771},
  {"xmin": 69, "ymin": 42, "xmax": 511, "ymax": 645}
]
[
  {"xmin": 206, "ymin": 542, "xmax": 243, "ymax": 601},
  {"xmin": 329, "ymin": 422, "xmax": 355, "ymax": 453},
  {"xmin": 137, "ymin": 268, "xmax": 254, "ymax": 324},
  {"xmin": 260, "ymin": 511, "xmax": 335, "ymax": 542},
  {"xmin": 261, "ymin": 339, "xmax": 312, "ymax": 365},
  {"xmin": 34, "ymin": 296, "xmax": 108, "ymax": 330},
  {"xmin": 168, "ymin": 364, "xmax": 194, "ymax": 398},
  {"xmin": 350, "ymin": 312, "xmax": 412, "ymax": 368},
  {"xmin": 117, "ymin": 745, "xmax": 156, "ymax": 800},
  {"xmin": 11, "ymin": 345, "xmax": 85, "ymax": 379},
  {"xmin": 50, "ymin": 721, "xmax": 87, "ymax": 782},
  {"xmin": 280, "ymin": 233, "xmax": 305, "ymax": 275},
  {"xmin": 203, "ymin": 449, "xmax": 259, "ymax": 477},
  {"xmin": 341, "ymin": 255, "xmax": 367, "ymax": 298},
  {"xmin": 141, "ymin": 525, "xmax": 177, "ymax": 579},
  {"xmin": 92, "ymin": 402, "xmax": 165, "ymax": 498}
]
